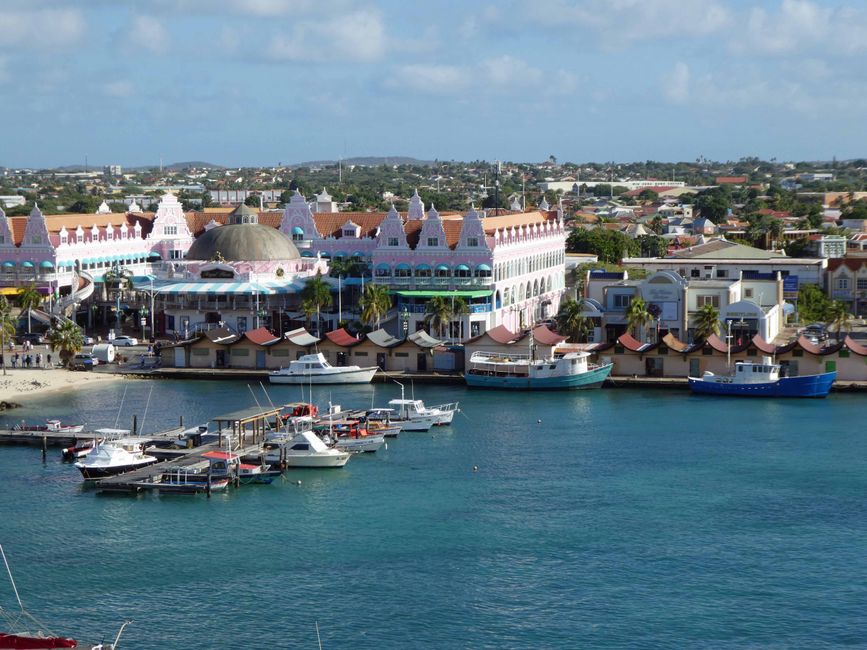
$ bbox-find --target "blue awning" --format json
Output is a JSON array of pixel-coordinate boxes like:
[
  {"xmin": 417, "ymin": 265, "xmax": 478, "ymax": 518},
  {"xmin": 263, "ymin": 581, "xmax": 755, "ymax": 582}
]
[
  {"xmin": 455, "ymin": 264, "xmax": 470, "ymax": 271},
  {"xmin": 39, "ymin": 260, "xmax": 54, "ymax": 268},
  {"xmin": 352, "ymin": 251, "xmax": 365, "ymax": 258},
  {"xmin": 334, "ymin": 251, "xmax": 347, "ymax": 258},
  {"xmin": 375, "ymin": 263, "xmax": 391, "ymax": 271},
  {"xmin": 435, "ymin": 264, "xmax": 449, "ymax": 271},
  {"xmin": 292, "ymin": 226, "xmax": 304, "ymax": 235},
  {"xmin": 395, "ymin": 263, "xmax": 411, "ymax": 270},
  {"xmin": 2, "ymin": 261, "xmax": 14, "ymax": 268},
  {"xmin": 320, "ymin": 251, "xmax": 331, "ymax": 258},
  {"xmin": 301, "ymin": 250, "xmax": 315, "ymax": 257},
  {"xmin": 21, "ymin": 261, "xmax": 33, "ymax": 268},
  {"xmin": 148, "ymin": 252, "xmax": 161, "ymax": 259},
  {"xmin": 476, "ymin": 263, "xmax": 491, "ymax": 271},
  {"xmin": 415, "ymin": 263, "xmax": 431, "ymax": 271}
]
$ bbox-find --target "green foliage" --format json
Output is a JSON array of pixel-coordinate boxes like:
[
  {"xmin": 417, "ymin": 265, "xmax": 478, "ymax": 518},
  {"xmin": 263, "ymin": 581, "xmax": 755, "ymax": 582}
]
[
  {"xmin": 566, "ymin": 228, "xmax": 639, "ymax": 263},
  {"xmin": 637, "ymin": 189, "xmax": 659, "ymax": 202},
  {"xmin": 693, "ymin": 303, "xmax": 721, "ymax": 341},
  {"xmin": 625, "ymin": 296, "xmax": 651, "ymax": 338},
  {"xmin": 694, "ymin": 186, "xmax": 732, "ymax": 223},
  {"xmin": 555, "ymin": 298, "xmax": 591, "ymax": 342},
  {"xmin": 637, "ymin": 235, "xmax": 667, "ymax": 257},
  {"xmin": 842, "ymin": 199, "xmax": 867, "ymax": 220},
  {"xmin": 424, "ymin": 296, "xmax": 454, "ymax": 338},
  {"xmin": 16, "ymin": 284, "xmax": 42, "ymax": 334},
  {"xmin": 359, "ymin": 283, "xmax": 392, "ymax": 328},
  {"xmin": 825, "ymin": 300, "xmax": 852, "ymax": 339},
  {"xmin": 47, "ymin": 320, "xmax": 84, "ymax": 367},
  {"xmin": 328, "ymin": 256, "xmax": 369, "ymax": 278},
  {"xmin": 796, "ymin": 284, "xmax": 832, "ymax": 324},
  {"xmin": 300, "ymin": 272, "xmax": 333, "ymax": 334},
  {"xmin": 0, "ymin": 297, "xmax": 14, "ymax": 375}
]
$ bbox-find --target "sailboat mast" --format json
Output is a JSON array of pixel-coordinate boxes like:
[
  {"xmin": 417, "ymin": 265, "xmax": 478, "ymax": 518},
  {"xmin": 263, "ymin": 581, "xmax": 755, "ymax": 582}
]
[{"xmin": 0, "ymin": 545, "xmax": 25, "ymax": 611}]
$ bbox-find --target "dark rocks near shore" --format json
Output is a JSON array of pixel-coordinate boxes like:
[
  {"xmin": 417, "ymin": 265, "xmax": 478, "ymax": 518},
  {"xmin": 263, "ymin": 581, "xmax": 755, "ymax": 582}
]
[{"xmin": 0, "ymin": 400, "xmax": 21, "ymax": 410}]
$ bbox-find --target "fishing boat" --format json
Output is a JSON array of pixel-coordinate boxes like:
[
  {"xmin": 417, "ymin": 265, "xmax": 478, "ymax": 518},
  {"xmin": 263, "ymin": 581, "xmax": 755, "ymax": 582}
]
[
  {"xmin": 268, "ymin": 353, "xmax": 377, "ymax": 385},
  {"xmin": 0, "ymin": 545, "xmax": 78, "ymax": 649},
  {"xmin": 74, "ymin": 438, "xmax": 158, "ymax": 480},
  {"xmin": 464, "ymin": 350, "xmax": 613, "ymax": 390},
  {"xmin": 688, "ymin": 358, "xmax": 836, "ymax": 397},
  {"xmin": 316, "ymin": 419, "xmax": 386, "ymax": 453},
  {"xmin": 157, "ymin": 466, "xmax": 230, "ymax": 494},
  {"xmin": 61, "ymin": 439, "xmax": 98, "ymax": 462},
  {"xmin": 237, "ymin": 463, "xmax": 280, "ymax": 484},
  {"xmin": 264, "ymin": 429, "xmax": 351, "ymax": 468},
  {"xmin": 11, "ymin": 420, "xmax": 84, "ymax": 435}
]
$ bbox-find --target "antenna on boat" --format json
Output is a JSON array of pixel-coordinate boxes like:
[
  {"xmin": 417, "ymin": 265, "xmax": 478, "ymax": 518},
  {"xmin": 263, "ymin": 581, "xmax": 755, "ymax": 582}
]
[
  {"xmin": 138, "ymin": 385, "xmax": 154, "ymax": 436},
  {"xmin": 0, "ymin": 545, "xmax": 24, "ymax": 612},
  {"xmin": 109, "ymin": 620, "xmax": 133, "ymax": 650},
  {"xmin": 113, "ymin": 384, "xmax": 128, "ymax": 429}
]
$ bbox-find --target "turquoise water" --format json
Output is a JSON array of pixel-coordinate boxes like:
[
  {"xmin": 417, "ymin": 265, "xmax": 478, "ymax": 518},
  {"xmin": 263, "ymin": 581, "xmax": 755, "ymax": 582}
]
[{"xmin": 1, "ymin": 381, "xmax": 866, "ymax": 648}]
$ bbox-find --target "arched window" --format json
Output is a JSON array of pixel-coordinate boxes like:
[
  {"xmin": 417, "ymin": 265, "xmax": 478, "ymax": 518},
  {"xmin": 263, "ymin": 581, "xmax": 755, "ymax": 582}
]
[
  {"xmin": 454, "ymin": 264, "xmax": 471, "ymax": 278},
  {"xmin": 434, "ymin": 264, "xmax": 450, "ymax": 278},
  {"xmin": 292, "ymin": 226, "xmax": 304, "ymax": 242},
  {"xmin": 375, "ymin": 263, "xmax": 391, "ymax": 278},
  {"xmin": 475, "ymin": 264, "xmax": 491, "ymax": 278},
  {"xmin": 533, "ymin": 279, "xmax": 539, "ymax": 296},
  {"xmin": 395, "ymin": 263, "xmax": 412, "ymax": 278},
  {"xmin": 415, "ymin": 264, "xmax": 431, "ymax": 278}
]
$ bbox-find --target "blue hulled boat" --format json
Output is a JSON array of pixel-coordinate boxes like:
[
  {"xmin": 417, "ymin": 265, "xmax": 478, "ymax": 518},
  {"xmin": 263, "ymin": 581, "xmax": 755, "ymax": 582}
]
[
  {"xmin": 464, "ymin": 350, "xmax": 613, "ymax": 390},
  {"xmin": 688, "ymin": 360, "xmax": 835, "ymax": 397}
]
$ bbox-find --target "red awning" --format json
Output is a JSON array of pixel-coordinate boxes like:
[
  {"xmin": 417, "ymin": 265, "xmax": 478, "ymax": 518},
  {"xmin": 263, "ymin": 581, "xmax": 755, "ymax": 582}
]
[
  {"xmin": 845, "ymin": 335, "xmax": 867, "ymax": 356},
  {"xmin": 751, "ymin": 335, "xmax": 777, "ymax": 354},
  {"xmin": 239, "ymin": 327, "xmax": 279, "ymax": 346},
  {"xmin": 662, "ymin": 332, "xmax": 693, "ymax": 353},
  {"xmin": 202, "ymin": 451, "xmax": 239, "ymax": 460},
  {"xmin": 485, "ymin": 324, "xmax": 519, "ymax": 345},
  {"xmin": 797, "ymin": 335, "xmax": 823, "ymax": 355},
  {"xmin": 325, "ymin": 328, "xmax": 361, "ymax": 347},
  {"xmin": 617, "ymin": 333, "xmax": 652, "ymax": 352},
  {"xmin": 705, "ymin": 333, "xmax": 729, "ymax": 353},
  {"xmin": 532, "ymin": 324, "xmax": 567, "ymax": 346}
]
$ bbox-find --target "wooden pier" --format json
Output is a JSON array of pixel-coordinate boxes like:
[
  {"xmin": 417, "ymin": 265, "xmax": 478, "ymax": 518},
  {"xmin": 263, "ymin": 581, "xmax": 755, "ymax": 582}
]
[{"xmin": 0, "ymin": 425, "xmax": 187, "ymax": 449}]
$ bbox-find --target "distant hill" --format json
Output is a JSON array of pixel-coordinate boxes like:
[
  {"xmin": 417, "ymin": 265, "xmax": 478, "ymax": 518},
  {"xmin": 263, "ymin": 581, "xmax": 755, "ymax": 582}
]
[
  {"xmin": 164, "ymin": 161, "xmax": 225, "ymax": 170},
  {"xmin": 292, "ymin": 156, "xmax": 434, "ymax": 167}
]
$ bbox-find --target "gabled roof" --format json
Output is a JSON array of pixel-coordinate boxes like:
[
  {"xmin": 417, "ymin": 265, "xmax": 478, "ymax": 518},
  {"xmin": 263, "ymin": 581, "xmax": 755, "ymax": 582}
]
[
  {"xmin": 408, "ymin": 329, "xmax": 443, "ymax": 349},
  {"xmin": 532, "ymin": 324, "xmax": 567, "ymax": 346},
  {"xmin": 282, "ymin": 327, "xmax": 319, "ymax": 346},
  {"xmin": 617, "ymin": 333, "xmax": 658, "ymax": 352},
  {"xmin": 325, "ymin": 327, "xmax": 362, "ymax": 347},
  {"xmin": 235, "ymin": 327, "xmax": 279, "ymax": 346},
  {"xmin": 196, "ymin": 327, "xmax": 238, "ymax": 345},
  {"xmin": 365, "ymin": 328, "xmax": 403, "ymax": 348}
]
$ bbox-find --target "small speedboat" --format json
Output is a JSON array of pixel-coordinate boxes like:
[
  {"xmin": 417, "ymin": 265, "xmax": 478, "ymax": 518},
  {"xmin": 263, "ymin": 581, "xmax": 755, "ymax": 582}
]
[
  {"xmin": 269, "ymin": 353, "xmax": 378, "ymax": 385},
  {"xmin": 75, "ymin": 438, "xmax": 158, "ymax": 480},
  {"xmin": 386, "ymin": 398, "xmax": 459, "ymax": 429},
  {"xmin": 12, "ymin": 420, "xmax": 84, "ymax": 434},
  {"xmin": 237, "ymin": 463, "xmax": 279, "ymax": 484},
  {"xmin": 317, "ymin": 420, "xmax": 386, "ymax": 453},
  {"xmin": 61, "ymin": 439, "xmax": 99, "ymax": 461},
  {"xmin": 264, "ymin": 429, "xmax": 351, "ymax": 468}
]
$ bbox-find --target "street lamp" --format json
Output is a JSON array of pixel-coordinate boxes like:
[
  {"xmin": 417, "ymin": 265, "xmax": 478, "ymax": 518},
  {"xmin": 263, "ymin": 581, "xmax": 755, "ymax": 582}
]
[
  {"xmin": 140, "ymin": 306, "xmax": 149, "ymax": 341},
  {"xmin": 401, "ymin": 305, "xmax": 409, "ymax": 339}
]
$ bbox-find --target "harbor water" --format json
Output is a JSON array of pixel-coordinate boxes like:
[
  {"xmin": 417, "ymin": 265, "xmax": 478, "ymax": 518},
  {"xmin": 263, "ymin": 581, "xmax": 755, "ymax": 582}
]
[{"xmin": 1, "ymin": 380, "xmax": 866, "ymax": 648}]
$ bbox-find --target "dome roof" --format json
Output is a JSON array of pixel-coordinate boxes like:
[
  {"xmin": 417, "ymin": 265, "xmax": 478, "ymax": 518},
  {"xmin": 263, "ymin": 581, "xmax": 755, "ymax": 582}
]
[{"xmin": 186, "ymin": 223, "xmax": 301, "ymax": 262}]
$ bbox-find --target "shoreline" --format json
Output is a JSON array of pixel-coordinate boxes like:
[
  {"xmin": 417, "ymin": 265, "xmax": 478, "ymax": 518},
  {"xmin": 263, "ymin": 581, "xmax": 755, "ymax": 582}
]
[{"xmin": 0, "ymin": 368, "xmax": 125, "ymax": 406}]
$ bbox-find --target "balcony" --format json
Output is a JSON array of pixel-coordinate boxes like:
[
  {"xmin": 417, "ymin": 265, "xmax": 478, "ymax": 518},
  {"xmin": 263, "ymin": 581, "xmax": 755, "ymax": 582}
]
[{"xmin": 374, "ymin": 277, "xmax": 493, "ymax": 291}]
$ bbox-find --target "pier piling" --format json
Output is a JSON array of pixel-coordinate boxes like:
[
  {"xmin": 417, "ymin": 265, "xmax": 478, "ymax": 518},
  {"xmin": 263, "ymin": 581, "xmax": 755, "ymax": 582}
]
[
  {"xmin": 41, "ymin": 435, "xmax": 47, "ymax": 462},
  {"xmin": 132, "ymin": 415, "xmax": 137, "ymax": 436}
]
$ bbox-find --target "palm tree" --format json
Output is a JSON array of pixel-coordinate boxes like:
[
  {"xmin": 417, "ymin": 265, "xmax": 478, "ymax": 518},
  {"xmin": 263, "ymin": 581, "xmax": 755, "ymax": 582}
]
[
  {"xmin": 825, "ymin": 300, "xmax": 852, "ymax": 341},
  {"xmin": 424, "ymin": 296, "xmax": 453, "ymax": 339},
  {"xmin": 768, "ymin": 219, "xmax": 785, "ymax": 250},
  {"xmin": 17, "ymin": 283, "xmax": 42, "ymax": 334},
  {"xmin": 359, "ymin": 283, "xmax": 392, "ymax": 329},
  {"xmin": 0, "ymin": 296, "xmax": 16, "ymax": 376},
  {"xmin": 47, "ymin": 320, "xmax": 84, "ymax": 368},
  {"xmin": 300, "ymin": 273, "xmax": 332, "ymax": 335},
  {"xmin": 555, "ymin": 298, "xmax": 591, "ymax": 342},
  {"xmin": 300, "ymin": 298, "xmax": 318, "ymax": 330},
  {"xmin": 452, "ymin": 297, "xmax": 469, "ymax": 340},
  {"xmin": 693, "ymin": 303, "xmax": 721, "ymax": 341},
  {"xmin": 625, "ymin": 296, "xmax": 651, "ymax": 339}
]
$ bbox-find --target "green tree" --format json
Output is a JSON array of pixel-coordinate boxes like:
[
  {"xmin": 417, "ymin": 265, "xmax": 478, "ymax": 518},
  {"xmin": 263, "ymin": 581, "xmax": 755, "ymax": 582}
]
[
  {"xmin": 637, "ymin": 189, "xmax": 659, "ymax": 202},
  {"xmin": 0, "ymin": 296, "xmax": 15, "ymax": 375},
  {"xmin": 693, "ymin": 303, "xmax": 721, "ymax": 341},
  {"xmin": 358, "ymin": 283, "xmax": 392, "ymax": 329},
  {"xmin": 16, "ymin": 283, "xmax": 42, "ymax": 334},
  {"xmin": 694, "ymin": 186, "xmax": 732, "ymax": 222},
  {"xmin": 566, "ymin": 228, "xmax": 639, "ymax": 263},
  {"xmin": 625, "ymin": 296, "xmax": 651, "ymax": 339},
  {"xmin": 825, "ymin": 300, "xmax": 852, "ymax": 341},
  {"xmin": 424, "ymin": 296, "xmax": 453, "ymax": 338},
  {"xmin": 796, "ymin": 284, "xmax": 832, "ymax": 324},
  {"xmin": 300, "ymin": 273, "xmax": 332, "ymax": 335},
  {"xmin": 47, "ymin": 320, "xmax": 84, "ymax": 368},
  {"xmin": 555, "ymin": 298, "xmax": 591, "ymax": 342}
]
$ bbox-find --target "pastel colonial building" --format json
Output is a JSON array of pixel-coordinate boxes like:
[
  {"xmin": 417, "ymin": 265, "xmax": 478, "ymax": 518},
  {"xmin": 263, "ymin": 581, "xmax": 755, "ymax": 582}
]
[{"xmin": 277, "ymin": 189, "xmax": 567, "ymax": 339}]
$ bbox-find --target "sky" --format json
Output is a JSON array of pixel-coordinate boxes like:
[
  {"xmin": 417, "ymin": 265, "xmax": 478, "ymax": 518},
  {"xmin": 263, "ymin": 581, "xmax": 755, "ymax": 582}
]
[{"xmin": 2, "ymin": 0, "xmax": 866, "ymax": 168}]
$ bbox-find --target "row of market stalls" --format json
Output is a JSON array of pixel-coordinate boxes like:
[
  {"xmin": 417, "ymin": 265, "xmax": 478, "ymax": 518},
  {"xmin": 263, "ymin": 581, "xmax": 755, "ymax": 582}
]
[
  {"xmin": 161, "ymin": 325, "xmax": 457, "ymax": 372},
  {"xmin": 591, "ymin": 331, "xmax": 867, "ymax": 381}
]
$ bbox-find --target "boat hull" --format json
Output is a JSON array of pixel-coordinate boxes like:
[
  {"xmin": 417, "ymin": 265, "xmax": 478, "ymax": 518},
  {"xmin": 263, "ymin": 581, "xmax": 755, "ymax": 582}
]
[
  {"xmin": 269, "ymin": 367, "xmax": 378, "ymax": 385},
  {"xmin": 76, "ymin": 458, "xmax": 158, "ymax": 480},
  {"xmin": 464, "ymin": 363, "xmax": 613, "ymax": 390},
  {"xmin": 283, "ymin": 454, "xmax": 350, "ymax": 468},
  {"xmin": 688, "ymin": 371, "xmax": 836, "ymax": 398},
  {"xmin": 334, "ymin": 434, "xmax": 385, "ymax": 453},
  {"xmin": 0, "ymin": 633, "xmax": 77, "ymax": 649}
]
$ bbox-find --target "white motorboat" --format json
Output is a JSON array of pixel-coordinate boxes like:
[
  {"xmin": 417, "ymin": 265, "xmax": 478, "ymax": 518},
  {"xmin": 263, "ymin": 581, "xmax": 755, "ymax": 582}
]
[
  {"xmin": 388, "ymin": 396, "xmax": 459, "ymax": 428},
  {"xmin": 264, "ymin": 429, "xmax": 350, "ymax": 468},
  {"xmin": 315, "ymin": 419, "xmax": 386, "ymax": 453},
  {"xmin": 12, "ymin": 419, "xmax": 85, "ymax": 434},
  {"xmin": 269, "ymin": 353, "xmax": 378, "ymax": 385},
  {"xmin": 74, "ymin": 437, "xmax": 158, "ymax": 480}
]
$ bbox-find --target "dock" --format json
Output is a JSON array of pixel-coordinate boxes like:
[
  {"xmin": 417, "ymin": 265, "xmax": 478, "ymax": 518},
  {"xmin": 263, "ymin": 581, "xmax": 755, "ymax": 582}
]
[{"xmin": 0, "ymin": 425, "xmax": 187, "ymax": 448}]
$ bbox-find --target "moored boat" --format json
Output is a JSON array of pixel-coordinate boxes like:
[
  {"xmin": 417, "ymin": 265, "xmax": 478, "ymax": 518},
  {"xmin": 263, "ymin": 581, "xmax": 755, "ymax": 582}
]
[
  {"xmin": 12, "ymin": 420, "xmax": 84, "ymax": 435},
  {"xmin": 464, "ymin": 350, "xmax": 613, "ymax": 390},
  {"xmin": 269, "ymin": 353, "xmax": 377, "ymax": 385},
  {"xmin": 74, "ymin": 438, "xmax": 158, "ymax": 480},
  {"xmin": 387, "ymin": 399, "xmax": 458, "ymax": 429},
  {"xmin": 316, "ymin": 419, "xmax": 386, "ymax": 453},
  {"xmin": 264, "ymin": 429, "xmax": 351, "ymax": 468},
  {"xmin": 688, "ymin": 359, "xmax": 836, "ymax": 398}
]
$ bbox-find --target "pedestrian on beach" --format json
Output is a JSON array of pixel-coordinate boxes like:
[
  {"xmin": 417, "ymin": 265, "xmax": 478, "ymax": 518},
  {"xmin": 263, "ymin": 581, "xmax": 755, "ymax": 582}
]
[
  {"xmin": 36, "ymin": 353, "xmax": 42, "ymax": 367},
  {"xmin": 46, "ymin": 353, "xmax": 52, "ymax": 367},
  {"xmin": 12, "ymin": 353, "xmax": 18, "ymax": 368}
]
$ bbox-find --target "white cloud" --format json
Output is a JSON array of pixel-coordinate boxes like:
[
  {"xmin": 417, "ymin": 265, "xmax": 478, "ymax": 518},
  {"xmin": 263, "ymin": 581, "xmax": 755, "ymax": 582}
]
[
  {"xmin": 482, "ymin": 55, "xmax": 543, "ymax": 87},
  {"xmin": 103, "ymin": 80, "xmax": 134, "ymax": 98},
  {"xmin": 166, "ymin": 0, "xmax": 327, "ymax": 16},
  {"xmin": 511, "ymin": 0, "xmax": 731, "ymax": 43},
  {"xmin": 129, "ymin": 15, "xmax": 169, "ymax": 54},
  {"xmin": 266, "ymin": 9, "xmax": 384, "ymax": 62},
  {"xmin": 385, "ymin": 64, "xmax": 472, "ymax": 95},
  {"xmin": 663, "ymin": 62, "xmax": 690, "ymax": 104},
  {"xmin": 0, "ymin": 8, "xmax": 84, "ymax": 50}
]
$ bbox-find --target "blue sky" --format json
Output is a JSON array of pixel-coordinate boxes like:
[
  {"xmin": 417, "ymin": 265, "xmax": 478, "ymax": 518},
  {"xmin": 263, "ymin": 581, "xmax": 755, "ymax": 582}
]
[{"xmin": 2, "ymin": 0, "xmax": 866, "ymax": 167}]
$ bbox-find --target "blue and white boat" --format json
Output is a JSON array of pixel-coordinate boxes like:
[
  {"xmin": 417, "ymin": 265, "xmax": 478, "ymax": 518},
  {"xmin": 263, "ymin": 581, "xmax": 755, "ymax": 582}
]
[
  {"xmin": 688, "ymin": 359, "xmax": 835, "ymax": 397},
  {"xmin": 464, "ymin": 350, "xmax": 613, "ymax": 390}
]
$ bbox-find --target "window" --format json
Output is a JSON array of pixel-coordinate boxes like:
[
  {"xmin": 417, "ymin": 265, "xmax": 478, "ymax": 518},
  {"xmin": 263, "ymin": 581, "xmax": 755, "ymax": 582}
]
[
  {"xmin": 467, "ymin": 237, "xmax": 479, "ymax": 247},
  {"xmin": 343, "ymin": 229, "xmax": 356, "ymax": 238},
  {"xmin": 858, "ymin": 278, "xmax": 867, "ymax": 290},
  {"xmin": 388, "ymin": 237, "xmax": 399, "ymax": 247},
  {"xmin": 427, "ymin": 237, "xmax": 438, "ymax": 247},
  {"xmin": 716, "ymin": 270, "xmax": 728, "ymax": 278},
  {"xmin": 744, "ymin": 288, "xmax": 754, "ymax": 299},
  {"xmin": 0, "ymin": 235, "xmax": 5, "ymax": 244},
  {"xmin": 690, "ymin": 269, "xmax": 700, "ymax": 278},
  {"xmin": 613, "ymin": 294, "xmax": 632, "ymax": 308},
  {"xmin": 292, "ymin": 232, "xmax": 303, "ymax": 242},
  {"xmin": 697, "ymin": 295, "xmax": 720, "ymax": 308},
  {"xmin": 836, "ymin": 278, "xmax": 850, "ymax": 290},
  {"xmin": 169, "ymin": 250, "xmax": 183, "ymax": 260},
  {"xmin": 395, "ymin": 266, "xmax": 411, "ymax": 278},
  {"xmin": 375, "ymin": 266, "xmax": 391, "ymax": 277},
  {"xmin": 164, "ymin": 225, "xmax": 177, "ymax": 236},
  {"xmin": 355, "ymin": 351, "xmax": 368, "ymax": 356}
]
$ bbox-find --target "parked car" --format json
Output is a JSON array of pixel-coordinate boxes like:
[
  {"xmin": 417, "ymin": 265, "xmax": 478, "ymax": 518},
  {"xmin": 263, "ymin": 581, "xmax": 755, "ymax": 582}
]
[
  {"xmin": 71, "ymin": 353, "xmax": 98, "ymax": 371},
  {"xmin": 16, "ymin": 333, "xmax": 45, "ymax": 345},
  {"xmin": 82, "ymin": 335, "xmax": 96, "ymax": 345},
  {"xmin": 111, "ymin": 335, "xmax": 138, "ymax": 347}
]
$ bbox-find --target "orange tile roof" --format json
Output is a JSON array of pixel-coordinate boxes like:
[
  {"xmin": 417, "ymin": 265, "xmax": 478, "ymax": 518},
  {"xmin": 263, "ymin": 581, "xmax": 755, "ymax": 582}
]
[{"xmin": 8, "ymin": 212, "xmax": 154, "ymax": 245}]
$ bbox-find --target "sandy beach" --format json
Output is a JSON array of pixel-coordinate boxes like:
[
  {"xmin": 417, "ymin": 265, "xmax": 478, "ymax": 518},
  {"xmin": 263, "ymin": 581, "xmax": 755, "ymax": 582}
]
[{"xmin": 0, "ymin": 368, "xmax": 125, "ymax": 405}]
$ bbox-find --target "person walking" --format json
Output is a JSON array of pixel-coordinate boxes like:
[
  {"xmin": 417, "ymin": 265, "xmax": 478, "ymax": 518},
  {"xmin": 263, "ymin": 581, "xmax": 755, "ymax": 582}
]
[
  {"xmin": 46, "ymin": 352, "xmax": 52, "ymax": 367},
  {"xmin": 36, "ymin": 352, "xmax": 42, "ymax": 368}
]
